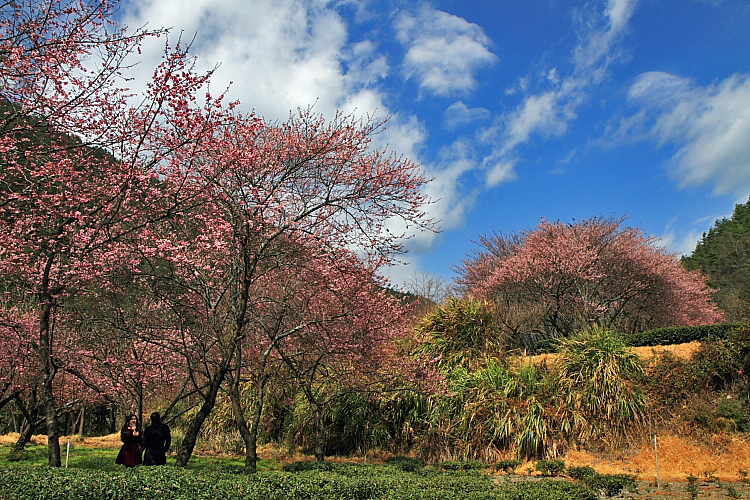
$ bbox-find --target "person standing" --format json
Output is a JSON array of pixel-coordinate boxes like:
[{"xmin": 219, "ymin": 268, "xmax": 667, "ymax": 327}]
[
  {"xmin": 141, "ymin": 412, "xmax": 171, "ymax": 466},
  {"xmin": 115, "ymin": 414, "xmax": 142, "ymax": 467}
]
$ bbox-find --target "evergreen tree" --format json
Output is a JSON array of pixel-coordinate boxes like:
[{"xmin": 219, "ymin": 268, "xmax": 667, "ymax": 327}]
[{"xmin": 682, "ymin": 197, "xmax": 750, "ymax": 321}]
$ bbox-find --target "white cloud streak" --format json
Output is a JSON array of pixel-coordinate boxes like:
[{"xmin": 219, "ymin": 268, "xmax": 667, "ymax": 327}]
[
  {"xmin": 627, "ymin": 72, "xmax": 750, "ymax": 198},
  {"xmin": 482, "ymin": 0, "xmax": 639, "ymax": 187}
]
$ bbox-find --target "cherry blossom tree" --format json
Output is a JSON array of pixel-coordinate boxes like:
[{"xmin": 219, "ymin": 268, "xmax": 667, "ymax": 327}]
[
  {"xmin": 0, "ymin": 0, "xmax": 234, "ymax": 465},
  {"xmin": 134, "ymin": 108, "xmax": 433, "ymax": 468},
  {"xmin": 458, "ymin": 217, "xmax": 723, "ymax": 342}
]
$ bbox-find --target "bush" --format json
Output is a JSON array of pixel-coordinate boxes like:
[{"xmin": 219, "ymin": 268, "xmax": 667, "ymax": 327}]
[
  {"xmin": 533, "ymin": 338, "xmax": 560, "ymax": 354},
  {"xmin": 717, "ymin": 398, "xmax": 749, "ymax": 432},
  {"xmin": 494, "ymin": 459, "xmax": 522, "ymax": 474},
  {"xmin": 628, "ymin": 323, "xmax": 740, "ymax": 347},
  {"xmin": 496, "ymin": 480, "xmax": 597, "ymax": 500},
  {"xmin": 535, "ymin": 459, "xmax": 566, "ymax": 477},
  {"xmin": 384, "ymin": 456, "xmax": 425, "ymax": 472},
  {"xmin": 582, "ymin": 472, "xmax": 637, "ymax": 497},
  {"xmin": 437, "ymin": 459, "xmax": 488, "ymax": 471},
  {"xmin": 566, "ymin": 465, "xmax": 596, "ymax": 480}
]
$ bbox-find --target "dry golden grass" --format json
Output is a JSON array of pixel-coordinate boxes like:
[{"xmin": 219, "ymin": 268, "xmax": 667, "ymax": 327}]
[
  {"xmin": 0, "ymin": 432, "xmax": 129, "ymax": 449},
  {"xmin": 564, "ymin": 433, "xmax": 750, "ymax": 482},
  {"xmin": 519, "ymin": 340, "xmax": 702, "ymax": 366}
]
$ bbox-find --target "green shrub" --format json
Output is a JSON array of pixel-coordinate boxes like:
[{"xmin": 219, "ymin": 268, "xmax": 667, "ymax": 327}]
[
  {"xmin": 496, "ymin": 479, "xmax": 597, "ymax": 500},
  {"xmin": 437, "ymin": 459, "xmax": 488, "ymax": 471},
  {"xmin": 718, "ymin": 398, "xmax": 749, "ymax": 432},
  {"xmin": 566, "ymin": 465, "xmax": 596, "ymax": 480},
  {"xmin": 384, "ymin": 456, "xmax": 425, "ymax": 472},
  {"xmin": 534, "ymin": 338, "xmax": 560, "ymax": 354},
  {"xmin": 556, "ymin": 326, "xmax": 645, "ymax": 441},
  {"xmin": 628, "ymin": 323, "xmax": 740, "ymax": 347},
  {"xmin": 494, "ymin": 459, "xmax": 522, "ymax": 474},
  {"xmin": 582, "ymin": 472, "xmax": 637, "ymax": 497},
  {"xmin": 535, "ymin": 459, "xmax": 566, "ymax": 477}
]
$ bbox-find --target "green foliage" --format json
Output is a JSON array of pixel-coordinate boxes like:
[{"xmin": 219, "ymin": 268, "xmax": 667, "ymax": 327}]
[
  {"xmin": 687, "ymin": 473, "xmax": 700, "ymax": 500},
  {"xmin": 585, "ymin": 473, "xmax": 637, "ymax": 497},
  {"xmin": 556, "ymin": 326, "xmax": 646, "ymax": 440},
  {"xmin": 383, "ymin": 456, "xmax": 425, "ymax": 471},
  {"xmin": 495, "ymin": 480, "xmax": 597, "ymax": 500},
  {"xmin": 437, "ymin": 459, "xmax": 488, "ymax": 471},
  {"xmin": 682, "ymin": 196, "xmax": 750, "ymax": 322},
  {"xmin": 535, "ymin": 459, "xmax": 566, "ymax": 477},
  {"xmin": 566, "ymin": 467, "xmax": 637, "ymax": 497},
  {"xmin": 566, "ymin": 465, "xmax": 596, "ymax": 480},
  {"xmin": 627, "ymin": 323, "xmax": 740, "ymax": 347},
  {"xmin": 717, "ymin": 398, "xmax": 749, "ymax": 432},
  {"xmin": 0, "ymin": 462, "xmax": 608, "ymax": 500},
  {"xmin": 424, "ymin": 358, "xmax": 559, "ymax": 460},
  {"xmin": 494, "ymin": 459, "xmax": 522, "ymax": 474},
  {"xmin": 414, "ymin": 297, "xmax": 505, "ymax": 370},
  {"xmin": 533, "ymin": 338, "xmax": 560, "ymax": 354}
]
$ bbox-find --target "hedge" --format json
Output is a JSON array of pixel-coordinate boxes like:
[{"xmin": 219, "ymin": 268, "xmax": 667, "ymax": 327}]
[
  {"xmin": 0, "ymin": 463, "xmax": 603, "ymax": 500},
  {"xmin": 626, "ymin": 323, "xmax": 741, "ymax": 347}
]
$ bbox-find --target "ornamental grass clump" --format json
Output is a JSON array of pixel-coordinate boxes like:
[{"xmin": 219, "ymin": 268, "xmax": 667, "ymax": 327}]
[{"xmin": 555, "ymin": 325, "xmax": 646, "ymax": 443}]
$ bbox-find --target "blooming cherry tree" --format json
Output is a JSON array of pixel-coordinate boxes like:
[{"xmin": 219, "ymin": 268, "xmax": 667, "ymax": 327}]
[{"xmin": 459, "ymin": 217, "xmax": 722, "ymax": 341}]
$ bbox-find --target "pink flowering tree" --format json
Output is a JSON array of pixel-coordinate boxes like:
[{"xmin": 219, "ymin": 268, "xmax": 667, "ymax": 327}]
[
  {"xmin": 458, "ymin": 217, "xmax": 723, "ymax": 344},
  {"xmin": 0, "ymin": 0, "xmax": 235, "ymax": 465},
  {"xmin": 270, "ymin": 246, "xmax": 431, "ymax": 462},
  {"xmin": 134, "ymin": 108, "xmax": 433, "ymax": 469}
]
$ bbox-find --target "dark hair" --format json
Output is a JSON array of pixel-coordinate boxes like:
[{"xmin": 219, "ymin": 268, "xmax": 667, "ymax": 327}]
[
  {"xmin": 150, "ymin": 412, "xmax": 161, "ymax": 424},
  {"xmin": 121, "ymin": 414, "xmax": 140, "ymax": 432}
]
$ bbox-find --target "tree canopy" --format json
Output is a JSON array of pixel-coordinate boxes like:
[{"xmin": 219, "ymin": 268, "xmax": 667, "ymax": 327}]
[
  {"xmin": 682, "ymin": 197, "xmax": 750, "ymax": 321},
  {"xmin": 456, "ymin": 216, "xmax": 722, "ymax": 343}
]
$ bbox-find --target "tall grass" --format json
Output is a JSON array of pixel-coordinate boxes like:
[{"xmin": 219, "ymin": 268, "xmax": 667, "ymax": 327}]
[{"xmin": 556, "ymin": 325, "xmax": 646, "ymax": 443}]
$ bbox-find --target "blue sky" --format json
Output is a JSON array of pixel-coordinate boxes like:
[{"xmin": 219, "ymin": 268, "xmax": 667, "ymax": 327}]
[{"xmin": 119, "ymin": 0, "xmax": 750, "ymax": 287}]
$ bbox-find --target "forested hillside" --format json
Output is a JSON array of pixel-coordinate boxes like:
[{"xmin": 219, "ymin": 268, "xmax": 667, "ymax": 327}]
[{"xmin": 682, "ymin": 198, "xmax": 750, "ymax": 321}]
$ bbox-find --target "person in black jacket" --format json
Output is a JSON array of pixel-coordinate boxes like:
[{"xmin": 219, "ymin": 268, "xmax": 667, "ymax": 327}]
[{"xmin": 141, "ymin": 412, "xmax": 171, "ymax": 466}]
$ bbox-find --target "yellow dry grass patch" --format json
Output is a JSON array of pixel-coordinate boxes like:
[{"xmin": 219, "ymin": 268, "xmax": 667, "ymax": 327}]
[
  {"xmin": 519, "ymin": 340, "xmax": 702, "ymax": 366},
  {"xmin": 564, "ymin": 433, "xmax": 750, "ymax": 481},
  {"xmin": 0, "ymin": 432, "xmax": 123, "ymax": 449}
]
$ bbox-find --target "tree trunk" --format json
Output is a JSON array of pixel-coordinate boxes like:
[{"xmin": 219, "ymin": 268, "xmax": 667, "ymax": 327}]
[
  {"xmin": 174, "ymin": 364, "xmax": 229, "ymax": 467},
  {"xmin": 227, "ymin": 347, "xmax": 266, "ymax": 472},
  {"xmin": 39, "ymin": 300, "xmax": 61, "ymax": 467},
  {"xmin": 77, "ymin": 406, "xmax": 85, "ymax": 436},
  {"xmin": 12, "ymin": 393, "xmax": 37, "ymax": 454},
  {"xmin": 311, "ymin": 401, "xmax": 325, "ymax": 462}
]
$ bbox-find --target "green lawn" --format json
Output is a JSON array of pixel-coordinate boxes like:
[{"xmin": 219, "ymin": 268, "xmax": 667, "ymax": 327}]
[{"xmin": 0, "ymin": 442, "xmax": 279, "ymax": 472}]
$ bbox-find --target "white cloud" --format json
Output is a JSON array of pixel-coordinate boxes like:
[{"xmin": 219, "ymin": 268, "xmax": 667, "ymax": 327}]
[
  {"xmin": 485, "ymin": 158, "xmax": 518, "ymax": 188},
  {"xmin": 394, "ymin": 5, "xmax": 497, "ymax": 97},
  {"xmin": 444, "ymin": 101, "xmax": 491, "ymax": 129},
  {"xmin": 628, "ymin": 72, "xmax": 750, "ymax": 198}
]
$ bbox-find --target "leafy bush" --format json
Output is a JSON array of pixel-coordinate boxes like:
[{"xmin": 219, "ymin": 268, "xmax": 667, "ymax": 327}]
[
  {"xmin": 717, "ymin": 398, "xmax": 749, "ymax": 432},
  {"xmin": 384, "ymin": 456, "xmax": 425, "ymax": 471},
  {"xmin": 494, "ymin": 459, "xmax": 522, "ymax": 474},
  {"xmin": 496, "ymin": 480, "xmax": 597, "ymax": 500},
  {"xmin": 414, "ymin": 297, "xmax": 506, "ymax": 370},
  {"xmin": 628, "ymin": 323, "xmax": 740, "ymax": 347},
  {"xmin": 556, "ymin": 326, "xmax": 645, "ymax": 441},
  {"xmin": 535, "ymin": 459, "xmax": 566, "ymax": 477},
  {"xmin": 533, "ymin": 338, "xmax": 560, "ymax": 354},
  {"xmin": 437, "ymin": 459, "xmax": 488, "ymax": 471},
  {"xmin": 582, "ymin": 472, "xmax": 637, "ymax": 497},
  {"xmin": 281, "ymin": 460, "xmax": 351, "ymax": 473},
  {"xmin": 566, "ymin": 465, "xmax": 596, "ymax": 480}
]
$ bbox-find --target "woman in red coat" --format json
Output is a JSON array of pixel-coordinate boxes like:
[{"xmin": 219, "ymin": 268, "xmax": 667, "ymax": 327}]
[{"xmin": 115, "ymin": 414, "xmax": 142, "ymax": 467}]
